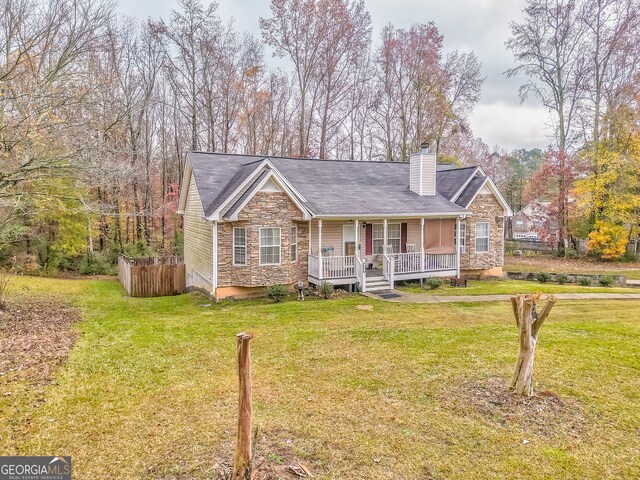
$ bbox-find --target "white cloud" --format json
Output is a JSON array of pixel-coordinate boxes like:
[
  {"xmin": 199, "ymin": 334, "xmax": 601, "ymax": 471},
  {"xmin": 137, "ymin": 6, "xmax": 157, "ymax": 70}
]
[{"xmin": 470, "ymin": 101, "xmax": 552, "ymax": 151}]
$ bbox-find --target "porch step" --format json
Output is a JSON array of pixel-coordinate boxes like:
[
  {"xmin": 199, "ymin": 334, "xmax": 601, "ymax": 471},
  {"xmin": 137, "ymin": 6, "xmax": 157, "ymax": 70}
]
[
  {"xmin": 366, "ymin": 278, "xmax": 392, "ymax": 292},
  {"xmin": 366, "ymin": 275, "xmax": 386, "ymax": 282}
]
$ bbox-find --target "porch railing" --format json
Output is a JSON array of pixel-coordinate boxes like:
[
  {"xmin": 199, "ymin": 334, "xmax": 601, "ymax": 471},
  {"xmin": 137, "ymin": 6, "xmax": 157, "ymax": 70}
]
[
  {"xmin": 392, "ymin": 252, "xmax": 422, "ymax": 274},
  {"xmin": 355, "ymin": 256, "xmax": 366, "ymax": 292},
  {"xmin": 309, "ymin": 252, "xmax": 457, "ymax": 281},
  {"xmin": 382, "ymin": 253, "xmax": 395, "ymax": 287},
  {"xmin": 424, "ymin": 253, "xmax": 457, "ymax": 271}
]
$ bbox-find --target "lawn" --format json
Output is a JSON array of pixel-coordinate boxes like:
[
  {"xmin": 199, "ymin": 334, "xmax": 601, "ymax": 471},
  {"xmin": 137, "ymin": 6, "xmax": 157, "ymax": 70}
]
[
  {"xmin": 397, "ymin": 279, "xmax": 640, "ymax": 295},
  {"xmin": 3, "ymin": 276, "xmax": 640, "ymax": 479},
  {"xmin": 505, "ymin": 254, "xmax": 640, "ymax": 280}
]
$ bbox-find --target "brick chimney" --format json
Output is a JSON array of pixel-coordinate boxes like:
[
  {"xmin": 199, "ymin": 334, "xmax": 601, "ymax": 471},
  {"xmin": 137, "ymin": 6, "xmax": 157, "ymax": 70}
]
[{"xmin": 409, "ymin": 142, "xmax": 436, "ymax": 196}]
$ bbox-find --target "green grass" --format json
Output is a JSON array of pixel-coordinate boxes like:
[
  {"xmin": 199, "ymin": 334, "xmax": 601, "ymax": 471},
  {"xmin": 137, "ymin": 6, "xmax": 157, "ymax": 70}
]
[
  {"xmin": 398, "ymin": 279, "xmax": 640, "ymax": 295},
  {"xmin": 4, "ymin": 276, "xmax": 640, "ymax": 479}
]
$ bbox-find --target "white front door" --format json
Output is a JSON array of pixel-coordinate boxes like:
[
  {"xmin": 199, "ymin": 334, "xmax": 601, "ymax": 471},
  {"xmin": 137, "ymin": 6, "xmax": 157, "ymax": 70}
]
[{"xmin": 343, "ymin": 224, "xmax": 356, "ymax": 256}]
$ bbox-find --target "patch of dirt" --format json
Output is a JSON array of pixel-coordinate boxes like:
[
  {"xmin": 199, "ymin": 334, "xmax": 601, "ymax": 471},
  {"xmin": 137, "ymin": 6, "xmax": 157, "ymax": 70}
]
[
  {"xmin": 0, "ymin": 295, "xmax": 81, "ymax": 451},
  {"xmin": 210, "ymin": 429, "xmax": 319, "ymax": 480},
  {"xmin": 447, "ymin": 376, "xmax": 585, "ymax": 438},
  {"xmin": 505, "ymin": 255, "xmax": 640, "ymax": 273}
]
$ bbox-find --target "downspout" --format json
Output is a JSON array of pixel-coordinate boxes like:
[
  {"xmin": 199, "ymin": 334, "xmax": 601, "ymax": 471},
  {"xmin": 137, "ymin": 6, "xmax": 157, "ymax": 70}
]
[{"xmin": 211, "ymin": 221, "xmax": 218, "ymax": 300}]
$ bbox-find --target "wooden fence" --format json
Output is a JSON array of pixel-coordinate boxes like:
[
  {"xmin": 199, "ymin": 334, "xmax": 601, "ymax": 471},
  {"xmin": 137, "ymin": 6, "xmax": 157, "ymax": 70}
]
[{"xmin": 118, "ymin": 255, "xmax": 185, "ymax": 297}]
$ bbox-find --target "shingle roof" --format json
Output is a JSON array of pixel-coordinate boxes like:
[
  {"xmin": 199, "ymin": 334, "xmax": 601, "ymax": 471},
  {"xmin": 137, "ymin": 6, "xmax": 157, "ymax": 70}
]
[
  {"xmin": 187, "ymin": 152, "xmax": 477, "ymax": 218},
  {"xmin": 455, "ymin": 176, "xmax": 487, "ymax": 208},
  {"xmin": 435, "ymin": 165, "xmax": 479, "ymax": 200}
]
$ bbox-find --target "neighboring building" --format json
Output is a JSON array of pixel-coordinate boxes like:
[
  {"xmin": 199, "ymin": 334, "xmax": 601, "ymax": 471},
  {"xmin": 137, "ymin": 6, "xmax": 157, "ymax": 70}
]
[
  {"xmin": 509, "ymin": 201, "xmax": 558, "ymax": 244},
  {"xmin": 177, "ymin": 145, "xmax": 512, "ymax": 300}
]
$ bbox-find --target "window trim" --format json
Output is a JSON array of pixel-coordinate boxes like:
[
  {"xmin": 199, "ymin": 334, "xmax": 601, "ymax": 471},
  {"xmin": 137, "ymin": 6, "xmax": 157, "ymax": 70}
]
[
  {"xmin": 455, "ymin": 221, "xmax": 467, "ymax": 253},
  {"xmin": 259, "ymin": 227, "xmax": 281, "ymax": 265},
  {"xmin": 475, "ymin": 221, "xmax": 489, "ymax": 253},
  {"xmin": 232, "ymin": 227, "xmax": 247, "ymax": 266},
  {"xmin": 290, "ymin": 225, "xmax": 298, "ymax": 262}
]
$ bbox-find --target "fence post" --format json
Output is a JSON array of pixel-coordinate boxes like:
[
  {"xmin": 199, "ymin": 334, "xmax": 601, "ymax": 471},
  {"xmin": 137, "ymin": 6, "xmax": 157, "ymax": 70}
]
[{"xmin": 232, "ymin": 332, "xmax": 253, "ymax": 480}]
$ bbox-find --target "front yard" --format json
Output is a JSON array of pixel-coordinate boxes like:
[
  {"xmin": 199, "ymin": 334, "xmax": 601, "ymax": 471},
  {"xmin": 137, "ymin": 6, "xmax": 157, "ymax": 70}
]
[{"xmin": 3, "ymin": 276, "xmax": 640, "ymax": 479}]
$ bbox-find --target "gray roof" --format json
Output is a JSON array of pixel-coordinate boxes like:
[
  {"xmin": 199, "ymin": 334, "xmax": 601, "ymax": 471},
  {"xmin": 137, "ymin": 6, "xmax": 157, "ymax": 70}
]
[
  {"xmin": 187, "ymin": 152, "xmax": 482, "ymax": 218},
  {"xmin": 435, "ymin": 165, "xmax": 479, "ymax": 200},
  {"xmin": 455, "ymin": 176, "xmax": 487, "ymax": 207}
]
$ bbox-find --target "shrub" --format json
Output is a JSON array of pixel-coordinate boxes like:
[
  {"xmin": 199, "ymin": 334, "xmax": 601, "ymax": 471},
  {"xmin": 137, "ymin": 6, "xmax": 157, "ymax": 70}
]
[
  {"xmin": 265, "ymin": 284, "xmax": 288, "ymax": 302},
  {"xmin": 599, "ymin": 275, "xmax": 614, "ymax": 287},
  {"xmin": 426, "ymin": 277, "xmax": 444, "ymax": 290},
  {"xmin": 79, "ymin": 252, "xmax": 117, "ymax": 276},
  {"xmin": 556, "ymin": 273, "xmax": 568, "ymax": 285},
  {"xmin": 578, "ymin": 276, "xmax": 592, "ymax": 286},
  {"xmin": 535, "ymin": 272, "xmax": 551, "ymax": 283},
  {"xmin": 318, "ymin": 281, "xmax": 334, "ymax": 299},
  {"xmin": 587, "ymin": 222, "xmax": 628, "ymax": 260}
]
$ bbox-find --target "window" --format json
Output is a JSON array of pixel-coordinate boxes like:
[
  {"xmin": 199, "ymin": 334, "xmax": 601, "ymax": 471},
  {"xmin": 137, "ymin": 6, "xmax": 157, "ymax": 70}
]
[
  {"xmin": 233, "ymin": 227, "xmax": 246, "ymax": 265},
  {"xmin": 290, "ymin": 225, "xmax": 298, "ymax": 262},
  {"xmin": 516, "ymin": 220, "xmax": 524, "ymax": 227},
  {"xmin": 476, "ymin": 222, "xmax": 489, "ymax": 252},
  {"xmin": 260, "ymin": 227, "xmax": 281, "ymax": 265},
  {"xmin": 387, "ymin": 223, "xmax": 401, "ymax": 253},
  {"xmin": 455, "ymin": 221, "xmax": 467, "ymax": 253},
  {"xmin": 372, "ymin": 223, "xmax": 400, "ymax": 254}
]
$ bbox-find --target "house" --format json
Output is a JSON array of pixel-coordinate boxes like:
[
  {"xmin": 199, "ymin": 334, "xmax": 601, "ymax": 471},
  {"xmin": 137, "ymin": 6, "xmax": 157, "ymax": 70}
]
[
  {"xmin": 509, "ymin": 201, "xmax": 558, "ymax": 244},
  {"xmin": 177, "ymin": 144, "xmax": 512, "ymax": 300}
]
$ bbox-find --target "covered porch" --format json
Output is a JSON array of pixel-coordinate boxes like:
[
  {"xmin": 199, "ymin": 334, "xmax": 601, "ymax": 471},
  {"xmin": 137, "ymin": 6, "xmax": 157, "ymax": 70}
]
[{"xmin": 307, "ymin": 217, "xmax": 463, "ymax": 291}]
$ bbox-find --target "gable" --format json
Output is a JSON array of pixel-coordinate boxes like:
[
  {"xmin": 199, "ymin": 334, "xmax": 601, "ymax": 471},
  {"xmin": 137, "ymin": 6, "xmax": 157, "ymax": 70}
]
[
  {"xmin": 183, "ymin": 172, "xmax": 204, "ymax": 217},
  {"xmin": 237, "ymin": 190, "xmax": 305, "ymax": 221}
]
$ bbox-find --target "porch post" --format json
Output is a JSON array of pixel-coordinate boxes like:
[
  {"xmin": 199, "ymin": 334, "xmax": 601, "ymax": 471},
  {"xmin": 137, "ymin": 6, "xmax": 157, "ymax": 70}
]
[
  {"xmin": 383, "ymin": 218, "xmax": 388, "ymax": 253},
  {"xmin": 308, "ymin": 220, "xmax": 311, "ymax": 255},
  {"xmin": 318, "ymin": 219, "xmax": 323, "ymax": 278},
  {"xmin": 456, "ymin": 216, "xmax": 461, "ymax": 278},
  {"xmin": 420, "ymin": 217, "xmax": 425, "ymax": 271},
  {"xmin": 354, "ymin": 219, "xmax": 359, "ymax": 258}
]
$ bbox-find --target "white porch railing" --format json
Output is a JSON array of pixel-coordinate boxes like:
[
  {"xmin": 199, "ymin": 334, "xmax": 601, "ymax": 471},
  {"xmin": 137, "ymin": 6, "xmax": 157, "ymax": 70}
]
[
  {"xmin": 382, "ymin": 253, "xmax": 395, "ymax": 287},
  {"xmin": 309, "ymin": 252, "xmax": 457, "ymax": 283},
  {"xmin": 391, "ymin": 252, "xmax": 422, "ymax": 274},
  {"xmin": 308, "ymin": 254, "xmax": 320, "ymax": 278},
  {"xmin": 424, "ymin": 253, "xmax": 457, "ymax": 271},
  {"xmin": 355, "ymin": 256, "xmax": 366, "ymax": 292},
  {"xmin": 308, "ymin": 254, "xmax": 356, "ymax": 279}
]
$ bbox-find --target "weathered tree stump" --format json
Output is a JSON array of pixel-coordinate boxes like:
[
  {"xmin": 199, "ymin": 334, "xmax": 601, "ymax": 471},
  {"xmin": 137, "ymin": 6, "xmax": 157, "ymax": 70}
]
[
  {"xmin": 510, "ymin": 293, "xmax": 557, "ymax": 397},
  {"xmin": 231, "ymin": 332, "xmax": 253, "ymax": 480}
]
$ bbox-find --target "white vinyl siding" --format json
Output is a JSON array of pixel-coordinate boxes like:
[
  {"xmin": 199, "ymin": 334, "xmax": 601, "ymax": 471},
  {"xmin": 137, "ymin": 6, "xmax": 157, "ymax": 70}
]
[
  {"xmin": 476, "ymin": 222, "xmax": 489, "ymax": 253},
  {"xmin": 290, "ymin": 225, "xmax": 298, "ymax": 262},
  {"xmin": 233, "ymin": 227, "xmax": 246, "ymax": 265},
  {"xmin": 260, "ymin": 227, "xmax": 281, "ymax": 265}
]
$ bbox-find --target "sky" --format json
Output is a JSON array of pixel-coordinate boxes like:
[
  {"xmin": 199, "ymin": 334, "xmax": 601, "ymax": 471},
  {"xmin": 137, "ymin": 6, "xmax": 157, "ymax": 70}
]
[{"xmin": 119, "ymin": 0, "xmax": 553, "ymax": 152}]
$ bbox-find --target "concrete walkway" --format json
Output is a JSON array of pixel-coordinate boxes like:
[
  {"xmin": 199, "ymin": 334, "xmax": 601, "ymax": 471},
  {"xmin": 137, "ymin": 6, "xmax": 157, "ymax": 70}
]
[{"xmin": 365, "ymin": 291, "xmax": 640, "ymax": 303}]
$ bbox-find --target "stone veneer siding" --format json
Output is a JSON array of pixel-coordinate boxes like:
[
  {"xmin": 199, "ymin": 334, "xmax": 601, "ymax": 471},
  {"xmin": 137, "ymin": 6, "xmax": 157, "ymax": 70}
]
[
  {"xmin": 460, "ymin": 194, "xmax": 505, "ymax": 271},
  {"xmin": 217, "ymin": 191, "xmax": 308, "ymax": 288}
]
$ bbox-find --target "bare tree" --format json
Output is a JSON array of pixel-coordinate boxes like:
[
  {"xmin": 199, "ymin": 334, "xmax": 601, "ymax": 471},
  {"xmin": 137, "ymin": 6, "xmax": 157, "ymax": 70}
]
[{"xmin": 507, "ymin": 0, "xmax": 590, "ymax": 252}]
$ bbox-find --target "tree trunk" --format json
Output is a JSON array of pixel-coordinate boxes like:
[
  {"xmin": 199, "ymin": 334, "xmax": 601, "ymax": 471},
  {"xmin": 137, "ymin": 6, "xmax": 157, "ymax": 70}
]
[
  {"xmin": 231, "ymin": 332, "xmax": 253, "ymax": 480},
  {"xmin": 510, "ymin": 294, "xmax": 557, "ymax": 397}
]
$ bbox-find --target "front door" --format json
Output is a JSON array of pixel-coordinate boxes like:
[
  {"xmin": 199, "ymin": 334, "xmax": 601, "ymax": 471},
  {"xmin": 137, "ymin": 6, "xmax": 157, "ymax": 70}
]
[{"xmin": 343, "ymin": 224, "xmax": 356, "ymax": 256}]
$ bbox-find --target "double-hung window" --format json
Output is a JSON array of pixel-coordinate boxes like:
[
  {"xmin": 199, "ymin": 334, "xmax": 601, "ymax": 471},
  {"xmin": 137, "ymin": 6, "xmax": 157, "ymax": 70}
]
[
  {"xmin": 290, "ymin": 225, "xmax": 298, "ymax": 262},
  {"xmin": 260, "ymin": 227, "xmax": 281, "ymax": 265},
  {"xmin": 455, "ymin": 221, "xmax": 467, "ymax": 253},
  {"xmin": 233, "ymin": 227, "xmax": 246, "ymax": 265},
  {"xmin": 373, "ymin": 223, "xmax": 401, "ymax": 254},
  {"xmin": 475, "ymin": 222, "xmax": 489, "ymax": 253}
]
